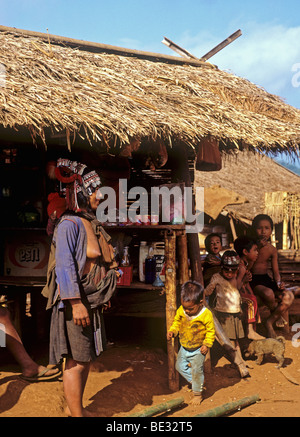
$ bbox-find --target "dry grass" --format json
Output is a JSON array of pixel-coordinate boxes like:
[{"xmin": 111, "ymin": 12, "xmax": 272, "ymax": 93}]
[
  {"xmin": 196, "ymin": 150, "xmax": 300, "ymax": 221},
  {"xmin": 0, "ymin": 29, "xmax": 300, "ymax": 153}
]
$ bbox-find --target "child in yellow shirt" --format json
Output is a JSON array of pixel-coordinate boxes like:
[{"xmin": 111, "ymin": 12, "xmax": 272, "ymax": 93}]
[{"xmin": 167, "ymin": 281, "xmax": 215, "ymax": 404}]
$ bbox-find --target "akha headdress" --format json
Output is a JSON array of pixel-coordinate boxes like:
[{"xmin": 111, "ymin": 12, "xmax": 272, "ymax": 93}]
[{"xmin": 55, "ymin": 158, "xmax": 101, "ymax": 211}]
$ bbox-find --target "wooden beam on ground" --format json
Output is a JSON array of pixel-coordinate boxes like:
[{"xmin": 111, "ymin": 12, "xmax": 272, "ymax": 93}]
[{"xmin": 200, "ymin": 29, "xmax": 242, "ymax": 61}]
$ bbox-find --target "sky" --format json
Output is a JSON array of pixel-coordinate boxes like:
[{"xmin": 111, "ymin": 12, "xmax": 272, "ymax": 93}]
[{"xmin": 1, "ymin": 0, "xmax": 300, "ymax": 171}]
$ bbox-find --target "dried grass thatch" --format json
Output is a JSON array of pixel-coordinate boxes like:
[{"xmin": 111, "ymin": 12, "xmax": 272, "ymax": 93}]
[
  {"xmin": 196, "ymin": 150, "xmax": 300, "ymax": 222},
  {"xmin": 1, "ymin": 27, "xmax": 300, "ymax": 154}
]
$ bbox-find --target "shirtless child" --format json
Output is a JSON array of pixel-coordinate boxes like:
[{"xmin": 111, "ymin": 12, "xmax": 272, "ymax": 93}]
[
  {"xmin": 234, "ymin": 236, "xmax": 265, "ymax": 340},
  {"xmin": 250, "ymin": 214, "xmax": 294, "ymax": 338}
]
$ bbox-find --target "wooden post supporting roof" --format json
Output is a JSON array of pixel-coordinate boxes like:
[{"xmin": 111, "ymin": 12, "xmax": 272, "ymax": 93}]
[
  {"xmin": 164, "ymin": 230, "xmax": 179, "ymax": 391},
  {"xmin": 177, "ymin": 230, "xmax": 189, "ymax": 285}
]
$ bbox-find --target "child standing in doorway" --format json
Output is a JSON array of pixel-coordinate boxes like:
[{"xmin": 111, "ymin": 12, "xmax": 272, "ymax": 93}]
[
  {"xmin": 167, "ymin": 281, "xmax": 215, "ymax": 405},
  {"xmin": 250, "ymin": 214, "xmax": 294, "ymax": 338}
]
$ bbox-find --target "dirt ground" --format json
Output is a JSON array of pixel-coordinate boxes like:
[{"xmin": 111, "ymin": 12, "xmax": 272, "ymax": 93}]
[{"xmin": 1, "ymin": 317, "xmax": 300, "ymax": 418}]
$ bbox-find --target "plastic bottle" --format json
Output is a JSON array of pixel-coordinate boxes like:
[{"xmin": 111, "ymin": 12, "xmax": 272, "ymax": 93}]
[
  {"xmin": 153, "ymin": 242, "xmax": 165, "ymax": 282},
  {"xmin": 139, "ymin": 241, "xmax": 148, "ymax": 282},
  {"xmin": 145, "ymin": 245, "xmax": 156, "ymax": 284}
]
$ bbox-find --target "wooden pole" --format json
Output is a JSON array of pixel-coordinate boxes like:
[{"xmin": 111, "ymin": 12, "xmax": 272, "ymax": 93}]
[
  {"xmin": 162, "ymin": 37, "xmax": 198, "ymax": 59},
  {"xmin": 282, "ymin": 192, "xmax": 289, "ymax": 250},
  {"xmin": 164, "ymin": 230, "xmax": 179, "ymax": 391},
  {"xmin": 177, "ymin": 230, "xmax": 189, "ymax": 285},
  {"xmin": 128, "ymin": 397, "xmax": 185, "ymax": 417},
  {"xmin": 229, "ymin": 215, "xmax": 237, "ymax": 241},
  {"xmin": 200, "ymin": 29, "xmax": 242, "ymax": 61},
  {"xmin": 271, "ymin": 229, "xmax": 277, "ymax": 248},
  {"xmin": 169, "ymin": 145, "xmax": 203, "ymax": 285},
  {"xmin": 181, "ymin": 147, "xmax": 204, "ymax": 284}
]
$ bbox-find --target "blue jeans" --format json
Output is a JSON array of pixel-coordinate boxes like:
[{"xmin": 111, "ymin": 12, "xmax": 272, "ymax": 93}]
[{"xmin": 176, "ymin": 346, "xmax": 205, "ymax": 394}]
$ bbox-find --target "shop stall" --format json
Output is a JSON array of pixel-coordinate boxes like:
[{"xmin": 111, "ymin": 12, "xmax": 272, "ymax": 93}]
[{"xmin": 1, "ymin": 26, "xmax": 300, "ymax": 391}]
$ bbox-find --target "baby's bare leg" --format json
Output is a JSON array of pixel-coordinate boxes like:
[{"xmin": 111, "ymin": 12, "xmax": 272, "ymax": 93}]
[
  {"xmin": 253, "ymin": 285, "xmax": 278, "ymax": 338},
  {"xmin": 254, "ymin": 285, "xmax": 277, "ymax": 311},
  {"xmin": 266, "ymin": 290, "xmax": 294, "ymax": 337}
]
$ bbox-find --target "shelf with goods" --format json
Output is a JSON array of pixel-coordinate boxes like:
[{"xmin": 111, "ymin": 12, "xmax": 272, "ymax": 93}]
[{"xmin": 104, "ymin": 224, "xmax": 189, "ymax": 338}]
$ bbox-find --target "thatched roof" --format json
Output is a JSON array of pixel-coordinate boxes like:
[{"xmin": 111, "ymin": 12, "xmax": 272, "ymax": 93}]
[
  {"xmin": 1, "ymin": 26, "xmax": 300, "ymax": 154},
  {"xmin": 196, "ymin": 150, "xmax": 300, "ymax": 222}
]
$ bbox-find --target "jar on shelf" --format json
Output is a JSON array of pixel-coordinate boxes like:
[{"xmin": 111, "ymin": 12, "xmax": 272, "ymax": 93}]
[{"xmin": 121, "ymin": 246, "xmax": 130, "ymax": 266}]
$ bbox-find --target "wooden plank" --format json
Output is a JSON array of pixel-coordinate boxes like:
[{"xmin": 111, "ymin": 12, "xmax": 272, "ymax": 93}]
[
  {"xmin": 0, "ymin": 276, "xmax": 46, "ymax": 287},
  {"xmin": 117, "ymin": 282, "xmax": 163, "ymax": 290},
  {"xmin": 105, "ymin": 311, "xmax": 165, "ymax": 318},
  {"xmin": 0, "ymin": 25, "xmax": 215, "ymax": 69}
]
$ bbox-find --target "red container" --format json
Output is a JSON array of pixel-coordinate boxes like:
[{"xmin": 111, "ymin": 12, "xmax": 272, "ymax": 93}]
[{"xmin": 118, "ymin": 266, "xmax": 133, "ymax": 286}]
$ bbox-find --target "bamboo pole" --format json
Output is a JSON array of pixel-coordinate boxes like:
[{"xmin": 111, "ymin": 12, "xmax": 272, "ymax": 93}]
[
  {"xmin": 164, "ymin": 230, "xmax": 179, "ymax": 391},
  {"xmin": 194, "ymin": 394, "xmax": 260, "ymax": 417},
  {"xmin": 271, "ymin": 229, "xmax": 277, "ymax": 248},
  {"xmin": 127, "ymin": 397, "xmax": 185, "ymax": 417},
  {"xmin": 162, "ymin": 37, "xmax": 198, "ymax": 60},
  {"xmin": 200, "ymin": 29, "xmax": 242, "ymax": 61},
  {"xmin": 282, "ymin": 192, "xmax": 289, "ymax": 250},
  {"xmin": 229, "ymin": 215, "xmax": 237, "ymax": 241}
]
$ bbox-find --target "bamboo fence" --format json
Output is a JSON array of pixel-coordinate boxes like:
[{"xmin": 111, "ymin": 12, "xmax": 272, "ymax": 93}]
[{"xmin": 264, "ymin": 191, "xmax": 300, "ymax": 250}]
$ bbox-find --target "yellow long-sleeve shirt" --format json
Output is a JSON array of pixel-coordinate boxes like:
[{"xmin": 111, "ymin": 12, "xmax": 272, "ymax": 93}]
[{"xmin": 169, "ymin": 306, "xmax": 215, "ymax": 349}]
